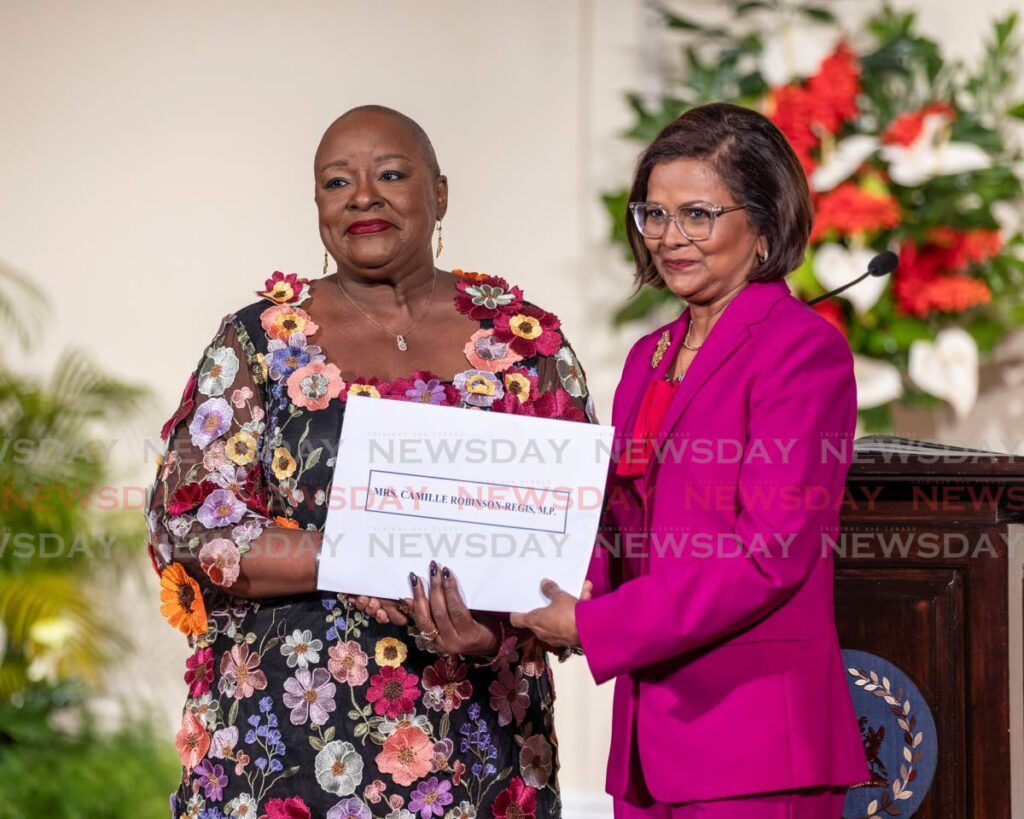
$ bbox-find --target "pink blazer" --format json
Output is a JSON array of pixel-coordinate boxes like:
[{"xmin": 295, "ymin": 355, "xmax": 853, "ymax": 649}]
[{"xmin": 576, "ymin": 280, "xmax": 867, "ymax": 804}]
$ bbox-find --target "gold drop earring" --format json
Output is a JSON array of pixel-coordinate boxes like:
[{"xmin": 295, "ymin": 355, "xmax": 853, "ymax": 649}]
[
  {"xmin": 435, "ymin": 221, "xmax": 444, "ymax": 259},
  {"xmin": 322, "ymin": 250, "xmax": 330, "ymax": 276}
]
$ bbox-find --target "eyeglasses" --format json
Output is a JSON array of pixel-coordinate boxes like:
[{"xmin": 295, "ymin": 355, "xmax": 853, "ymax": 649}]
[{"xmin": 628, "ymin": 201, "xmax": 746, "ymax": 241}]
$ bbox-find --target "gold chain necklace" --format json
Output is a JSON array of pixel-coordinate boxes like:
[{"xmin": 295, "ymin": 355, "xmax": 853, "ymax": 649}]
[
  {"xmin": 334, "ymin": 271, "xmax": 437, "ymax": 352},
  {"xmin": 681, "ymin": 322, "xmax": 703, "ymax": 351}
]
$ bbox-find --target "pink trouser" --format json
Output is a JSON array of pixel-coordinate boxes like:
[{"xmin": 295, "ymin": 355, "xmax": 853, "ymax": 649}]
[{"xmin": 614, "ymin": 788, "xmax": 848, "ymax": 818}]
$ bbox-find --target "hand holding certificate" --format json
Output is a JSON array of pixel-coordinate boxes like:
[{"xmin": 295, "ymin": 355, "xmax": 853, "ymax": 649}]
[{"xmin": 317, "ymin": 396, "xmax": 614, "ymax": 612}]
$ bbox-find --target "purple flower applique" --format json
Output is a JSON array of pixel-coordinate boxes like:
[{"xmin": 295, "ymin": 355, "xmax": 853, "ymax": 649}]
[
  {"xmin": 193, "ymin": 758, "xmax": 228, "ymax": 802},
  {"xmin": 326, "ymin": 797, "xmax": 372, "ymax": 819},
  {"xmin": 197, "ymin": 488, "xmax": 246, "ymax": 528},
  {"xmin": 408, "ymin": 776, "xmax": 453, "ymax": 818},
  {"xmin": 188, "ymin": 397, "xmax": 233, "ymax": 449},
  {"xmin": 453, "ymin": 370, "xmax": 504, "ymax": 408},
  {"xmin": 266, "ymin": 331, "xmax": 324, "ymax": 382},
  {"xmin": 405, "ymin": 377, "xmax": 448, "ymax": 405}
]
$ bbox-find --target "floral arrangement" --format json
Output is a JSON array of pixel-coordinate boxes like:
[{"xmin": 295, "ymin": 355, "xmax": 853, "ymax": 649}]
[{"xmin": 604, "ymin": 2, "xmax": 1024, "ymax": 430}]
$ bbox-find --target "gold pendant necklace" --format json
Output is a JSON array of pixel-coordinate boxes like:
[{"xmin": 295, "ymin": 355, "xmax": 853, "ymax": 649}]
[{"xmin": 334, "ymin": 271, "xmax": 437, "ymax": 352}]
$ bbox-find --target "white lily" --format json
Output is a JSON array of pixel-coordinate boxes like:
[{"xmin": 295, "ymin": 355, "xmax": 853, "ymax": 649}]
[
  {"xmin": 908, "ymin": 327, "xmax": 979, "ymax": 419},
  {"xmin": 853, "ymin": 355, "xmax": 903, "ymax": 409},
  {"xmin": 813, "ymin": 243, "xmax": 889, "ymax": 314},
  {"xmin": 881, "ymin": 113, "xmax": 990, "ymax": 187},
  {"xmin": 811, "ymin": 135, "xmax": 879, "ymax": 192},
  {"xmin": 759, "ymin": 22, "xmax": 839, "ymax": 87}
]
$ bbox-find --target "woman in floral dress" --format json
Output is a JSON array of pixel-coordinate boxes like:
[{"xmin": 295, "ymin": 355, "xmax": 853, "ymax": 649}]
[{"xmin": 146, "ymin": 105, "xmax": 595, "ymax": 819}]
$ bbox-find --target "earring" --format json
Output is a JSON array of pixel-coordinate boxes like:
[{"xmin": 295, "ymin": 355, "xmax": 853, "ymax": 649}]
[
  {"xmin": 759, "ymin": 247, "xmax": 769, "ymax": 264},
  {"xmin": 435, "ymin": 221, "xmax": 444, "ymax": 259},
  {"xmin": 322, "ymin": 250, "xmax": 329, "ymax": 276}
]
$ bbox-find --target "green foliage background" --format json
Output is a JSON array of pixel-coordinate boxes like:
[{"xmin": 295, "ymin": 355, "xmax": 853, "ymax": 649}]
[{"xmin": 0, "ymin": 262, "xmax": 179, "ymax": 815}]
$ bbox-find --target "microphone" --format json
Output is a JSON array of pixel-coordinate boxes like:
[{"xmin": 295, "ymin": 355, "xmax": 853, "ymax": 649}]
[{"xmin": 806, "ymin": 250, "xmax": 898, "ymax": 306}]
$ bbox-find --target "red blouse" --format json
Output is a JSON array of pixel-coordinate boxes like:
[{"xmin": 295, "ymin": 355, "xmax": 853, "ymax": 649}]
[{"xmin": 616, "ymin": 378, "xmax": 681, "ymax": 478}]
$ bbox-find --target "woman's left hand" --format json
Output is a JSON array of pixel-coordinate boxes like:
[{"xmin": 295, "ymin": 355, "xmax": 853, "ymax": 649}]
[
  {"xmin": 403, "ymin": 561, "xmax": 500, "ymax": 657},
  {"xmin": 509, "ymin": 579, "xmax": 583, "ymax": 648}
]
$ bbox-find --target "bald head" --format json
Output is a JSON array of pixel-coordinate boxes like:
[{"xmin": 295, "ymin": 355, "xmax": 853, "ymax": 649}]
[{"xmin": 316, "ymin": 105, "xmax": 441, "ymax": 178}]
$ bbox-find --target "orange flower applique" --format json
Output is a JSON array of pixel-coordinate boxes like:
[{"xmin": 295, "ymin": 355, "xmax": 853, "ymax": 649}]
[{"xmin": 160, "ymin": 562, "xmax": 208, "ymax": 636}]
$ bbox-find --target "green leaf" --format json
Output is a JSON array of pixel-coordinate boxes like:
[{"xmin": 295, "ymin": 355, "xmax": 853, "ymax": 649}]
[
  {"xmin": 362, "ymin": 704, "xmax": 373, "ymax": 717},
  {"xmin": 613, "ymin": 287, "xmax": 675, "ymax": 326},
  {"xmin": 228, "ymin": 699, "xmax": 239, "ymax": 727},
  {"xmin": 966, "ymin": 314, "xmax": 1004, "ymax": 353},
  {"xmin": 347, "ymin": 709, "xmax": 362, "ymax": 720},
  {"xmin": 310, "ymin": 736, "xmax": 324, "ymax": 752},
  {"xmin": 800, "ymin": 5, "xmax": 836, "ymax": 23},
  {"xmin": 1008, "ymin": 101, "xmax": 1024, "ymax": 120},
  {"xmin": 887, "ymin": 317, "xmax": 932, "ymax": 348},
  {"xmin": 304, "ymin": 446, "xmax": 323, "ymax": 471},
  {"xmin": 323, "ymin": 725, "xmax": 336, "ymax": 742},
  {"xmin": 354, "ymin": 722, "xmax": 369, "ymax": 738}
]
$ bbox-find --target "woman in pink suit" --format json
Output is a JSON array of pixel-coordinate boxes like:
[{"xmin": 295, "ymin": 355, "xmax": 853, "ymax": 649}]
[{"xmin": 511, "ymin": 103, "xmax": 867, "ymax": 817}]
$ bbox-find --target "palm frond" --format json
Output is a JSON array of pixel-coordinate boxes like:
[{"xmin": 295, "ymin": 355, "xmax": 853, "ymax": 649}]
[{"xmin": 0, "ymin": 261, "xmax": 48, "ymax": 354}]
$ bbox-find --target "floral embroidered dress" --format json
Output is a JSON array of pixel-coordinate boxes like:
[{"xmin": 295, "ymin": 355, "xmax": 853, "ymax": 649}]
[{"xmin": 146, "ymin": 271, "xmax": 596, "ymax": 819}]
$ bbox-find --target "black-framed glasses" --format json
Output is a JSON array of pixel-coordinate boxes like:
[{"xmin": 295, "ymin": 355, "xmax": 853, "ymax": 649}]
[{"xmin": 628, "ymin": 201, "xmax": 746, "ymax": 241}]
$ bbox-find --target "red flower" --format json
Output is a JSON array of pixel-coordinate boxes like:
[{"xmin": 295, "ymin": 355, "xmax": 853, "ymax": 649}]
[
  {"xmin": 263, "ymin": 796, "xmax": 311, "ymax": 819},
  {"xmin": 257, "ymin": 272, "xmax": 310, "ymax": 305},
  {"xmin": 366, "ymin": 666, "xmax": 420, "ymax": 719},
  {"xmin": 455, "ymin": 274, "xmax": 524, "ymax": 319},
  {"xmin": 806, "ymin": 43, "xmax": 861, "ymax": 133},
  {"xmin": 765, "ymin": 43, "xmax": 861, "ymax": 177},
  {"xmin": 502, "ymin": 367, "xmax": 540, "ymax": 404},
  {"xmin": 491, "ymin": 387, "xmax": 585, "ymax": 422},
  {"xmin": 765, "ymin": 85, "xmax": 819, "ymax": 176},
  {"xmin": 340, "ymin": 377, "xmax": 394, "ymax": 402},
  {"xmin": 930, "ymin": 227, "xmax": 1002, "ymax": 269},
  {"xmin": 167, "ymin": 480, "xmax": 218, "ymax": 516},
  {"xmin": 422, "ymin": 657, "xmax": 473, "ymax": 713},
  {"xmin": 534, "ymin": 389, "xmax": 586, "ymax": 422},
  {"xmin": 491, "ymin": 777, "xmax": 537, "ymax": 819},
  {"xmin": 882, "ymin": 102, "xmax": 956, "ymax": 146},
  {"xmin": 899, "ymin": 274, "xmax": 992, "ymax": 317},
  {"xmin": 810, "ymin": 183, "xmax": 901, "ymax": 242},
  {"xmin": 184, "ymin": 646, "xmax": 215, "ymax": 697},
  {"xmin": 161, "ymin": 373, "xmax": 198, "ymax": 441},
  {"xmin": 493, "ymin": 306, "xmax": 562, "ymax": 359},
  {"xmin": 893, "ymin": 228, "xmax": 1001, "ymax": 316},
  {"xmin": 238, "ymin": 463, "xmax": 268, "ymax": 516},
  {"xmin": 391, "ymin": 370, "xmax": 461, "ymax": 405},
  {"xmin": 812, "ymin": 300, "xmax": 846, "ymax": 336}
]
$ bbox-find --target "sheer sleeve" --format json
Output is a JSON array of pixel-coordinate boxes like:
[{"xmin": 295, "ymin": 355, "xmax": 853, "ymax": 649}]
[{"xmin": 145, "ymin": 315, "xmax": 273, "ymax": 611}]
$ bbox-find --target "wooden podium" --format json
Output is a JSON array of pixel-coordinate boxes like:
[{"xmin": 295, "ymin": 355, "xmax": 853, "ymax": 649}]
[{"xmin": 837, "ymin": 437, "xmax": 1024, "ymax": 817}]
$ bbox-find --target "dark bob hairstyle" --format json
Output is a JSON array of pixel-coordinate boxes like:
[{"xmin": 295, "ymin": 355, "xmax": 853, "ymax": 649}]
[{"xmin": 626, "ymin": 102, "xmax": 813, "ymax": 287}]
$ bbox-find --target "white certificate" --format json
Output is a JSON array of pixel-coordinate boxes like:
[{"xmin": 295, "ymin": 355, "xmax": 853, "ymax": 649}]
[{"xmin": 317, "ymin": 395, "xmax": 614, "ymax": 612}]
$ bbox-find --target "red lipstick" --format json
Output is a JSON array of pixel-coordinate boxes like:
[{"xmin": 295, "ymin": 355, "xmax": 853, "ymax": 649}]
[{"xmin": 347, "ymin": 219, "xmax": 394, "ymax": 235}]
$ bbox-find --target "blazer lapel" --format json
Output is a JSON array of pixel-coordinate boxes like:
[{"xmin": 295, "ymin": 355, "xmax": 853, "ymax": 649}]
[
  {"xmin": 653, "ymin": 281, "xmax": 791, "ymax": 453},
  {"xmin": 618, "ymin": 310, "xmax": 689, "ymax": 445}
]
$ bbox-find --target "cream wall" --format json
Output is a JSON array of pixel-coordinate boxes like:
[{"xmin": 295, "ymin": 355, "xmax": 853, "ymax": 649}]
[{"xmin": 0, "ymin": 0, "xmax": 1018, "ymax": 813}]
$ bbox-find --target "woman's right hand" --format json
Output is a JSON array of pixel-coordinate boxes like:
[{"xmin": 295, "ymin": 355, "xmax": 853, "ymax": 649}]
[{"xmin": 348, "ymin": 595, "xmax": 410, "ymax": 626}]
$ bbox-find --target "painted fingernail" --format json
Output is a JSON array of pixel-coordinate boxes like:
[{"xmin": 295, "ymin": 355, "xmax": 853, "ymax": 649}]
[
  {"xmin": 409, "ymin": 572, "xmax": 418, "ymax": 588},
  {"xmin": 442, "ymin": 567, "xmax": 451, "ymax": 580},
  {"xmin": 430, "ymin": 561, "xmax": 438, "ymax": 576}
]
